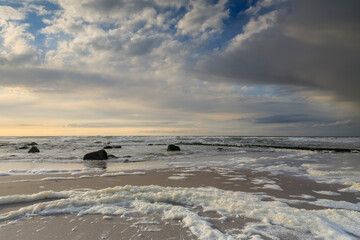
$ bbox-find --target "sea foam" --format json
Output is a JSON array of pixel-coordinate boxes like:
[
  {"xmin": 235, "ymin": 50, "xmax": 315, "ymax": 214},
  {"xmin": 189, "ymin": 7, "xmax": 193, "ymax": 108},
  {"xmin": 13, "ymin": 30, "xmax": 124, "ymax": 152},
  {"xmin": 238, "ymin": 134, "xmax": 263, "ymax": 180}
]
[{"xmin": 0, "ymin": 185, "xmax": 359, "ymax": 240}]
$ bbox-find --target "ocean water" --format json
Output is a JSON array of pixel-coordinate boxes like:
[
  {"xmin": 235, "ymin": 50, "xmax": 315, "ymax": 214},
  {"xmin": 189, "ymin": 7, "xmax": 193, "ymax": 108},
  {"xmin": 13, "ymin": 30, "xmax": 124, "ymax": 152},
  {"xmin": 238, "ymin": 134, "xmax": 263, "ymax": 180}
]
[
  {"xmin": 0, "ymin": 136, "xmax": 359, "ymax": 183},
  {"xmin": 0, "ymin": 136, "xmax": 359, "ymax": 191},
  {"xmin": 0, "ymin": 136, "xmax": 359, "ymax": 239}
]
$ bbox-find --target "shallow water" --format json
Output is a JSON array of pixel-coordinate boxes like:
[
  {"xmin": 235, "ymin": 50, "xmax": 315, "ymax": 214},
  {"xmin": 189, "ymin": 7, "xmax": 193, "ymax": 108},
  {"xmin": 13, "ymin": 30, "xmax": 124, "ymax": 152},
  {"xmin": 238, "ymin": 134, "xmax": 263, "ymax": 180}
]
[{"xmin": 0, "ymin": 136, "xmax": 359, "ymax": 189}]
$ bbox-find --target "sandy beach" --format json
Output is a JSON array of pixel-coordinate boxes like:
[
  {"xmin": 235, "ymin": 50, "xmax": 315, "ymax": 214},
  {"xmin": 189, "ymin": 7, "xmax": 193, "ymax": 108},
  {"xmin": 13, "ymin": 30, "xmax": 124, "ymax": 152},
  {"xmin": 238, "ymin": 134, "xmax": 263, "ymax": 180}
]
[{"xmin": 1, "ymin": 166, "xmax": 359, "ymax": 240}]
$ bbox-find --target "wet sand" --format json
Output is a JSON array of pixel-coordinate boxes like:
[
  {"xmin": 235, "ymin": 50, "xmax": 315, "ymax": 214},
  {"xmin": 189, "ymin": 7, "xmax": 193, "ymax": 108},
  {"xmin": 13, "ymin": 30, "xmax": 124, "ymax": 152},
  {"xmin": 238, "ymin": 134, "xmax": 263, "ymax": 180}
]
[{"xmin": 0, "ymin": 167, "xmax": 359, "ymax": 239}]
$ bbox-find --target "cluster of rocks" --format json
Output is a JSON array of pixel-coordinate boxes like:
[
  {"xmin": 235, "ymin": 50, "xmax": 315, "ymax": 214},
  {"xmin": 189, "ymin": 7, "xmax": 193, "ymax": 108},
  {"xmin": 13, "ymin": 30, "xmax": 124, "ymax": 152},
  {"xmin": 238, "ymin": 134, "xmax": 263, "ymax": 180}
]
[
  {"xmin": 83, "ymin": 144, "xmax": 181, "ymax": 160},
  {"xmin": 17, "ymin": 142, "xmax": 40, "ymax": 153},
  {"xmin": 18, "ymin": 141, "xmax": 182, "ymax": 161}
]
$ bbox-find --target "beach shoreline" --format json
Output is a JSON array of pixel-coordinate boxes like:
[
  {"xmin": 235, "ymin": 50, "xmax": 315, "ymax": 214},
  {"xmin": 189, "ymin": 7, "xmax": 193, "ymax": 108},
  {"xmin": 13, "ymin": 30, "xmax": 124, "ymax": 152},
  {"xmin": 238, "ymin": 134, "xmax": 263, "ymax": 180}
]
[{"xmin": 1, "ymin": 166, "xmax": 359, "ymax": 239}]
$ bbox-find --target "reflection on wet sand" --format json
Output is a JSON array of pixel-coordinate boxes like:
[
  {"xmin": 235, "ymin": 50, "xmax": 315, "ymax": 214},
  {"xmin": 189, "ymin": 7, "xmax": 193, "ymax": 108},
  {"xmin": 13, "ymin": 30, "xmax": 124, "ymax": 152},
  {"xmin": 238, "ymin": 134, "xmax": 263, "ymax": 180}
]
[{"xmin": 84, "ymin": 160, "xmax": 107, "ymax": 169}]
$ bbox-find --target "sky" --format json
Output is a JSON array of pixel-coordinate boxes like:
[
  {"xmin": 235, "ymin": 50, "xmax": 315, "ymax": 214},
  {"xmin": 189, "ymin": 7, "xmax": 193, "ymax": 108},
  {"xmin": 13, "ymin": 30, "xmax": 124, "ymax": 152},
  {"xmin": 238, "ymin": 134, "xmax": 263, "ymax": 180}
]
[{"xmin": 0, "ymin": 0, "xmax": 359, "ymax": 136}]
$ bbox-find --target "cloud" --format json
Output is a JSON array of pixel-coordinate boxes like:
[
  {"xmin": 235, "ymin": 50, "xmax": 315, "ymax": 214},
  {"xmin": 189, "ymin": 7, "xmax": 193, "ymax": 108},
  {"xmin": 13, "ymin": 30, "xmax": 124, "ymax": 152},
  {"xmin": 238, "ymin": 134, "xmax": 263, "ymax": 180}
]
[
  {"xmin": 39, "ymin": 2, "xmax": 183, "ymax": 70},
  {"xmin": 0, "ymin": 66, "xmax": 146, "ymax": 95},
  {"xmin": 0, "ymin": 65, "xmax": 236, "ymax": 114},
  {"xmin": 66, "ymin": 121, "xmax": 192, "ymax": 128},
  {"xmin": 55, "ymin": 0, "xmax": 179, "ymax": 24},
  {"xmin": 25, "ymin": 3, "xmax": 51, "ymax": 16},
  {"xmin": 313, "ymin": 120, "xmax": 352, "ymax": 128},
  {"xmin": 253, "ymin": 114, "xmax": 317, "ymax": 124},
  {"xmin": 0, "ymin": 15, "xmax": 37, "ymax": 66},
  {"xmin": 0, "ymin": 0, "xmax": 359, "ymax": 136},
  {"xmin": 0, "ymin": 6, "xmax": 25, "ymax": 21},
  {"xmin": 128, "ymin": 37, "xmax": 162, "ymax": 56},
  {"xmin": 177, "ymin": 0, "xmax": 229, "ymax": 36},
  {"xmin": 196, "ymin": 0, "xmax": 360, "ymax": 106}
]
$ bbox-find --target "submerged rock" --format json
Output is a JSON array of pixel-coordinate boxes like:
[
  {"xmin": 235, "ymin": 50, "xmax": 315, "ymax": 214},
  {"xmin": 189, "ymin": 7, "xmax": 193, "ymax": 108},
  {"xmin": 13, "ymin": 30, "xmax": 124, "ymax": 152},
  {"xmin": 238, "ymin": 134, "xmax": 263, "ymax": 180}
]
[
  {"xmin": 167, "ymin": 144, "xmax": 181, "ymax": 151},
  {"xmin": 28, "ymin": 142, "xmax": 38, "ymax": 146},
  {"xmin": 83, "ymin": 149, "xmax": 108, "ymax": 160},
  {"xmin": 108, "ymin": 154, "xmax": 117, "ymax": 159},
  {"xmin": 104, "ymin": 145, "xmax": 121, "ymax": 149},
  {"xmin": 28, "ymin": 146, "xmax": 40, "ymax": 153},
  {"xmin": 18, "ymin": 146, "xmax": 29, "ymax": 150}
]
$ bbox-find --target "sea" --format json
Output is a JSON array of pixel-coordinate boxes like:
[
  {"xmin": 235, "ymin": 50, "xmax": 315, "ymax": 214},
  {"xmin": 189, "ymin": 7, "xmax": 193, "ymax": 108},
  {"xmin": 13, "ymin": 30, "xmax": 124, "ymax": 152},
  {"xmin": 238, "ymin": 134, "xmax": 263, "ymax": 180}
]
[
  {"xmin": 0, "ymin": 136, "xmax": 359, "ymax": 185},
  {"xmin": 0, "ymin": 136, "xmax": 359, "ymax": 239}
]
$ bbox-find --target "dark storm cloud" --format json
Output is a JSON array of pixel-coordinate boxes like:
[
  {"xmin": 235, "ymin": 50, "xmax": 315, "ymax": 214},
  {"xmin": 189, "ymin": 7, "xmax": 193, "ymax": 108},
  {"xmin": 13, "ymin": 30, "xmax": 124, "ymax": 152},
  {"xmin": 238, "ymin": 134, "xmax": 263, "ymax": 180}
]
[{"xmin": 197, "ymin": 0, "xmax": 360, "ymax": 105}]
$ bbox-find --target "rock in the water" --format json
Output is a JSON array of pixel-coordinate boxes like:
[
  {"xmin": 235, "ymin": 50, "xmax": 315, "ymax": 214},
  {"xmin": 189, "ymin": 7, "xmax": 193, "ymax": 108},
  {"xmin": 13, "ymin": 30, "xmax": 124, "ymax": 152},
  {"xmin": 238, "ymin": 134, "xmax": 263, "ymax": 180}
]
[
  {"xmin": 28, "ymin": 142, "xmax": 38, "ymax": 146},
  {"xmin": 123, "ymin": 159, "xmax": 129, "ymax": 163},
  {"xmin": 108, "ymin": 154, "xmax": 117, "ymax": 159},
  {"xmin": 28, "ymin": 146, "xmax": 40, "ymax": 153},
  {"xmin": 19, "ymin": 146, "xmax": 29, "ymax": 150},
  {"xmin": 167, "ymin": 144, "xmax": 181, "ymax": 151},
  {"xmin": 104, "ymin": 145, "xmax": 121, "ymax": 149},
  {"xmin": 83, "ymin": 149, "xmax": 108, "ymax": 160}
]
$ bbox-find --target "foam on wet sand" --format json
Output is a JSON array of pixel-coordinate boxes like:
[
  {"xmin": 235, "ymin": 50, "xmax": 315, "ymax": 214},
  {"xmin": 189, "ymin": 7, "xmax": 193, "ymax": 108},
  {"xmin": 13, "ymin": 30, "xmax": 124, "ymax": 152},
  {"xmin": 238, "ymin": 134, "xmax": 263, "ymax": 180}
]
[{"xmin": 0, "ymin": 167, "xmax": 359, "ymax": 240}]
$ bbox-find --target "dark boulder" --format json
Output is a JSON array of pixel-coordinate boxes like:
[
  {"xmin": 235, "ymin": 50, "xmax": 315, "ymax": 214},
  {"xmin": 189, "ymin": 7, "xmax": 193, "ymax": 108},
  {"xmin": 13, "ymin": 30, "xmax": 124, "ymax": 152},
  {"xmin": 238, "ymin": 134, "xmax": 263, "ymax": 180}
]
[
  {"xmin": 83, "ymin": 149, "xmax": 108, "ymax": 160},
  {"xmin": 28, "ymin": 142, "xmax": 38, "ymax": 146},
  {"xmin": 113, "ymin": 145, "xmax": 122, "ymax": 148},
  {"xmin": 19, "ymin": 146, "xmax": 29, "ymax": 150},
  {"xmin": 167, "ymin": 144, "xmax": 181, "ymax": 151},
  {"xmin": 103, "ymin": 146, "xmax": 113, "ymax": 149},
  {"xmin": 28, "ymin": 146, "xmax": 40, "ymax": 153}
]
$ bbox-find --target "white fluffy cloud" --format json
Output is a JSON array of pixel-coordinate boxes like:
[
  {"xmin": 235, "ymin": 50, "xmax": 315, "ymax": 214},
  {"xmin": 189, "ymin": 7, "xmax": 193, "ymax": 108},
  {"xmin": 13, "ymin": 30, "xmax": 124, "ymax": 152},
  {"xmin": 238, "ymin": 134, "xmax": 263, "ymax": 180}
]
[
  {"xmin": 177, "ymin": 0, "xmax": 228, "ymax": 36},
  {"xmin": 39, "ymin": 0, "xmax": 230, "ymax": 72},
  {"xmin": 0, "ymin": 6, "xmax": 37, "ymax": 65},
  {"xmin": 227, "ymin": 10, "xmax": 278, "ymax": 50},
  {"xmin": 0, "ymin": 6, "xmax": 24, "ymax": 21}
]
